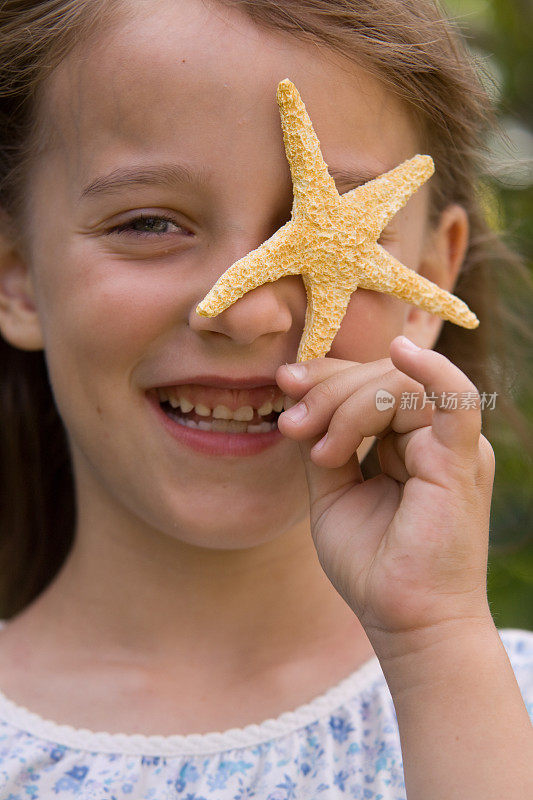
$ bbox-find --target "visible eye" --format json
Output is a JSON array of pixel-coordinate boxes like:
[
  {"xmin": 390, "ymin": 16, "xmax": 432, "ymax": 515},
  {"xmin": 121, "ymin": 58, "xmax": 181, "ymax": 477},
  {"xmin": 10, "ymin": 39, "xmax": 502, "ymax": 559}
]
[{"xmin": 108, "ymin": 214, "xmax": 193, "ymax": 238}]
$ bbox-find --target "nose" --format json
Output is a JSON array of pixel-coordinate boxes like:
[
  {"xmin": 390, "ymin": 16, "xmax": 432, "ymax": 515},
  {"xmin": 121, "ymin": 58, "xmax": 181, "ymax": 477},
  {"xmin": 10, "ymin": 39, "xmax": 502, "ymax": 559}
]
[{"xmin": 188, "ymin": 236, "xmax": 306, "ymax": 351}]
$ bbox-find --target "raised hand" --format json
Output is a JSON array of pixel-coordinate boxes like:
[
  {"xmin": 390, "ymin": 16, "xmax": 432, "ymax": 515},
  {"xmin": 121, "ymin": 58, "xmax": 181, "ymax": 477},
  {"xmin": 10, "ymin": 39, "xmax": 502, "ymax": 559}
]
[{"xmin": 275, "ymin": 335, "xmax": 495, "ymax": 649}]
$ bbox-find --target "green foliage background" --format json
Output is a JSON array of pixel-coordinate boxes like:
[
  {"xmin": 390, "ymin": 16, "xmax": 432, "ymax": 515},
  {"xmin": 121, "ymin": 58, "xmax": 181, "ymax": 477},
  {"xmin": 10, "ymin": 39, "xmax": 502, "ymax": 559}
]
[{"xmin": 445, "ymin": 0, "xmax": 533, "ymax": 629}]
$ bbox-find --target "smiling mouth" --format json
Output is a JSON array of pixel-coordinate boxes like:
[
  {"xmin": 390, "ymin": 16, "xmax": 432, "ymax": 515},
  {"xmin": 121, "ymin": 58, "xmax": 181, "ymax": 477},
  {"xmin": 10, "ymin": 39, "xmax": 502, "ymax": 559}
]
[
  {"xmin": 153, "ymin": 386, "xmax": 285, "ymax": 434},
  {"xmin": 160, "ymin": 402, "xmax": 281, "ymax": 433}
]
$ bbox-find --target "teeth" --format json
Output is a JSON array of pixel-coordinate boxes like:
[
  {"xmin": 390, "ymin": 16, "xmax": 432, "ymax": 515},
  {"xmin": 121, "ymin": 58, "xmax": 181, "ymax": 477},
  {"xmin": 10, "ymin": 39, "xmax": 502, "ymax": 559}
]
[
  {"xmin": 180, "ymin": 397, "xmax": 194, "ymax": 413},
  {"xmin": 247, "ymin": 422, "xmax": 273, "ymax": 433},
  {"xmin": 164, "ymin": 408, "xmax": 277, "ymax": 434},
  {"xmin": 212, "ymin": 404, "xmax": 233, "ymax": 419},
  {"xmin": 211, "ymin": 419, "xmax": 271, "ymax": 433},
  {"xmin": 233, "ymin": 405, "xmax": 254, "ymax": 422},
  {"xmin": 157, "ymin": 389, "xmax": 283, "ymax": 420},
  {"xmin": 212, "ymin": 419, "xmax": 231, "ymax": 432},
  {"xmin": 226, "ymin": 419, "xmax": 248, "ymax": 433}
]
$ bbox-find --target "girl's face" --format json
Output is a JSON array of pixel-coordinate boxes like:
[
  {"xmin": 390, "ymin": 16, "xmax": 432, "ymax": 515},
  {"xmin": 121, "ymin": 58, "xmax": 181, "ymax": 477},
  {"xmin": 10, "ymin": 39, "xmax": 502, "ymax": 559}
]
[{"xmin": 21, "ymin": 0, "xmax": 431, "ymax": 548}]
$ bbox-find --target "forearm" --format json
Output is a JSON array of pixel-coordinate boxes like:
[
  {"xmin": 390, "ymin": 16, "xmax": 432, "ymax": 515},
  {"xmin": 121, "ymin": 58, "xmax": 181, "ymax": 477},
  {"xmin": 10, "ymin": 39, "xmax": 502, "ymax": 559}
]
[{"xmin": 371, "ymin": 618, "xmax": 533, "ymax": 800}]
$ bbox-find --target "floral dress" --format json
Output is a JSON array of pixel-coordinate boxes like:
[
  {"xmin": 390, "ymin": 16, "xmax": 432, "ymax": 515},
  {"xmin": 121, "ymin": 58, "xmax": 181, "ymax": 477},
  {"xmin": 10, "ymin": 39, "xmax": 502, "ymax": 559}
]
[{"xmin": 0, "ymin": 624, "xmax": 531, "ymax": 800}]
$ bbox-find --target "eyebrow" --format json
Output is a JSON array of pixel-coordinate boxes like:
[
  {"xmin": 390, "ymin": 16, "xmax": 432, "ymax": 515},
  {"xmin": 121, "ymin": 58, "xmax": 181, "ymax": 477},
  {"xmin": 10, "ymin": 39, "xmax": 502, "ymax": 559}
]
[
  {"xmin": 79, "ymin": 162, "xmax": 382, "ymax": 200},
  {"xmin": 79, "ymin": 164, "xmax": 212, "ymax": 199}
]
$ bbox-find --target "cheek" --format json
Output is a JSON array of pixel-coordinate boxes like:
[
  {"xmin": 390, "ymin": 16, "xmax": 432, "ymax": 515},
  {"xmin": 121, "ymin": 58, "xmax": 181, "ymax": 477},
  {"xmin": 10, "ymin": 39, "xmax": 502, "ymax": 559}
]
[
  {"xmin": 329, "ymin": 288, "xmax": 408, "ymax": 362},
  {"xmin": 37, "ymin": 247, "xmax": 191, "ymax": 411}
]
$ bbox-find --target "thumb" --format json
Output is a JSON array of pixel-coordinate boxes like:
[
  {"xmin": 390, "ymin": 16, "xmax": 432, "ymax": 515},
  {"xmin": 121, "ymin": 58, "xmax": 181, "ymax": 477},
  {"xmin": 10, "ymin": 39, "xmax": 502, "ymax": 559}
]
[{"xmin": 285, "ymin": 397, "xmax": 365, "ymax": 520}]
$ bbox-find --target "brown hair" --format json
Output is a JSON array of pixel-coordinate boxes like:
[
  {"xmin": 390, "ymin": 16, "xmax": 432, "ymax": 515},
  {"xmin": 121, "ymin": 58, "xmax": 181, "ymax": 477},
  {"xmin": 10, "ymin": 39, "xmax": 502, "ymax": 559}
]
[{"xmin": 1, "ymin": 0, "xmax": 531, "ymax": 619}]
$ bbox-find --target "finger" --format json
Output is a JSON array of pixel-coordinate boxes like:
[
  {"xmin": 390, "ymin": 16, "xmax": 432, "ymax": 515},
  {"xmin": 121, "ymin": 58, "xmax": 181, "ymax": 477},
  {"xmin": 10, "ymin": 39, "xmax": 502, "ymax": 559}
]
[
  {"xmin": 392, "ymin": 426, "xmax": 495, "ymax": 495},
  {"xmin": 377, "ymin": 432, "xmax": 411, "ymax": 483},
  {"xmin": 389, "ymin": 336, "xmax": 482, "ymax": 457},
  {"xmin": 306, "ymin": 370, "xmax": 433, "ymax": 467},
  {"xmin": 294, "ymin": 431, "xmax": 365, "ymax": 528},
  {"xmin": 277, "ymin": 359, "xmax": 402, "ymax": 439},
  {"xmin": 277, "ymin": 362, "xmax": 369, "ymax": 517},
  {"xmin": 276, "ymin": 355, "xmax": 392, "ymax": 400}
]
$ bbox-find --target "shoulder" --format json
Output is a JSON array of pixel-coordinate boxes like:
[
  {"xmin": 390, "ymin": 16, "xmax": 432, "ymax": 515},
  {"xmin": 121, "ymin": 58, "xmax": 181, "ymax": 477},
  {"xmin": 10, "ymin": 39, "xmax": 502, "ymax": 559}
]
[{"xmin": 498, "ymin": 628, "xmax": 533, "ymax": 719}]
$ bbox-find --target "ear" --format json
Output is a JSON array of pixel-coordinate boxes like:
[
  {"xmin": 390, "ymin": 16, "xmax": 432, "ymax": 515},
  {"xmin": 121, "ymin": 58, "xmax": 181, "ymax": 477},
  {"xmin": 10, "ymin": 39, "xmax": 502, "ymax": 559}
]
[
  {"xmin": 0, "ymin": 210, "xmax": 44, "ymax": 351},
  {"xmin": 403, "ymin": 203, "xmax": 469, "ymax": 349}
]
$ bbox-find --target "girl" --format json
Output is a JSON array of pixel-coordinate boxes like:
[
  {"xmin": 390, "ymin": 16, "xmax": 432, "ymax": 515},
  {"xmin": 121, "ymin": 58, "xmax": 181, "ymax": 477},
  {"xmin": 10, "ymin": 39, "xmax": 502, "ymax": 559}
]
[{"xmin": 0, "ymin": 0, "xmax": 531, "ymax": 798}]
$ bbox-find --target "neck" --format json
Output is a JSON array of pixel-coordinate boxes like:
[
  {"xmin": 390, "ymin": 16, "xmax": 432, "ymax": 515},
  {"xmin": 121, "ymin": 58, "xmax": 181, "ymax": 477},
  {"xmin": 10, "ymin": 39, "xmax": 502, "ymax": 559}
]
[{"xmin": 12, "ymin": 461, "xmax": 374, "ymax": 681}]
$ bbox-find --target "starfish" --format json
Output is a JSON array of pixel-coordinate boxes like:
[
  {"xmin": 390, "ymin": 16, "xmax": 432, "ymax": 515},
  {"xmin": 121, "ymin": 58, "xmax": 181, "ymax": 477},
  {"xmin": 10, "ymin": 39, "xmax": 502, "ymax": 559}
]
[{"xmin": 196, "ymin": 78, "xmax": 479, "ymax": 362}]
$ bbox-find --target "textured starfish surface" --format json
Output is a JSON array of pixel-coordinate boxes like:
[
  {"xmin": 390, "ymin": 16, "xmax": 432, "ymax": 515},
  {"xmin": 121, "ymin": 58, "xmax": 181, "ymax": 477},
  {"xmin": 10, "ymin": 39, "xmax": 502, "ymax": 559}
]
[{"xmin": 196, "ymin": 79, "xmax": 479, "ymax": 362}]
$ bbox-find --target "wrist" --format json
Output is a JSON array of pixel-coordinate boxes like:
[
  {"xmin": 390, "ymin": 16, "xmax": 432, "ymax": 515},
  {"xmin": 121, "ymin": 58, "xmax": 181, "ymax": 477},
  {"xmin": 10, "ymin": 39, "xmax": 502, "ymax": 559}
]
[
  {"xmin": 369, "ymin": 615, "xmax": 533, "ymax": 800},
  {"xmin": 366, "ymin": 611, "xmax": 498, "ymax": 697}
]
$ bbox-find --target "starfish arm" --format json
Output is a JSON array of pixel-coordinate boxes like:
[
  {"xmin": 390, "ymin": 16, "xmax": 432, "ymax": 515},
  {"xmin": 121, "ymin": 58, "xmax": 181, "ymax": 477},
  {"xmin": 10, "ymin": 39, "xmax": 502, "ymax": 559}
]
[
  {"xmin": 296, "ymin": 275, "xmax": 354, "ymax": 362},
  {"xmin": 277, "ymin": 79, "xmax": 340, "ymax": 217},
  {"xmin": 341, "ymin": 155, "xmax": 435, "ymax": 238},
  {"xmin": 196, "ymin": 223, "xmax": 303, "ymax": 317},
  {"xmin": 357, "ymin": 243, "xmax": 479, "ymax": 329}
]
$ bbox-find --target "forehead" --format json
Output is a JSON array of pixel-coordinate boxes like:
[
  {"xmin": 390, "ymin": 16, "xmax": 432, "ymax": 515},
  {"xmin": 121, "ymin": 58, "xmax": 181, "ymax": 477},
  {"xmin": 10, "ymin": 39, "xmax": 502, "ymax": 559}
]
[{"xmin": 36, "ymin": 0, "xmax": 419, "ymax": 197}]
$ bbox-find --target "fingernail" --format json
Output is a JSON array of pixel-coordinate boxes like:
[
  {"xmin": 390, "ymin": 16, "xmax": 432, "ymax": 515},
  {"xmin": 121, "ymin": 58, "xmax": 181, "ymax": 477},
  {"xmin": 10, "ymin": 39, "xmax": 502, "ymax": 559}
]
[
  {"xmin": 313, "ymin": 433, "xmax": 328, "ymax": 452},
  {"xmin": 399, "ymin": 336, "xmax": 421, "ymax": 352},
  {"xmin": 284, "ymin": 362, "xmax": 306, "ymax": 380},
  {"xmin": 283, "ymin": 400, "xmax": 307, "ymax": 422}
]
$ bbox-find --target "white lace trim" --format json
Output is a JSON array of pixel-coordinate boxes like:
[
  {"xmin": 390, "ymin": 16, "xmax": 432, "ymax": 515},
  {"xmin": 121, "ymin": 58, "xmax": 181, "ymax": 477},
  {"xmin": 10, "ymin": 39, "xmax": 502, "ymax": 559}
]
[{"xmin": 0, "ymin": 620, "xmax": 383, "ymax": 756}]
